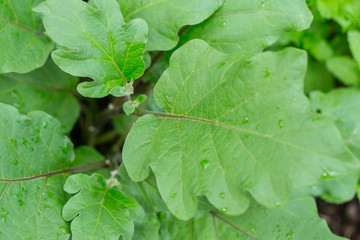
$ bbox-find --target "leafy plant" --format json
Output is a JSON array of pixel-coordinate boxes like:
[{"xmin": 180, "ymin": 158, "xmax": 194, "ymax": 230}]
[{"xmin": 0, "ymin": 0, "xmax": 359, "ymax": 239}]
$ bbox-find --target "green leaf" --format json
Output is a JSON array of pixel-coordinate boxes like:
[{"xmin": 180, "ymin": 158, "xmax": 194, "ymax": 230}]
[
  {"xmin": 310, "ymin": 89, "xmax": 360, "ymax": 203},
  {"xmin": 117, "ymin": 0, "xmax": 223, "ymax": 51},
  {"xmin": 0, "ymin": 59, "xmax": 80, "ymax": 133},
  {"xmin": 304, "ymin": 58, "xmax": 335, "ymax": 94},
  {"xmin": 316, "ymin": 0, "xmax": 360, "ymax": 30},
  {"xmin": 118, "ymin": 166, "xmax": 166, "ymax": 240},
  {"xmin": 180, "ymin": 0, "xmax": 313, "ymax": 54},
  {"xmin": 123, "ymin": 95, "xmax": 147, "ymax": 115},
  {"xmin": 34, "ymin": 0, "xmax": 148, "ymax": 98},
  {"xmin": 159, "ymin": 191, "xmax": 346, "ymax": 240},
  {"xmin": 72, "ymin": 146, "xmax": 109, "ymax": 177},
  {"xmin": 113, "ymin": 115, "xmax": 136, "ymax": 136},
  {"xmin": 63, "ymin": 173, "xmax": 144, "ymax": 240},
  {"xmin": 118, "ymin": 165, "xmax": 168, "ymax": 214},
  {"xmin": 0, "ymin": 0, "xmax": 54, "ymax": 73},
  {"xmin": 348, "ymin": 30, "xmax": 360, "ymax": 68},
  {"xmin": 311, "ymin": 88, "xmax": 360, "ymax": 160},
  {"xmin": 326, "ymin": 56, "xmax": 360, "ymax": 86},
  {"xmin": 123, "ymin": 40, "xmax": 359, "ymax": 220},
  {"xmin": 0, "ymin": 103, "xmax": 74, "ymax": 239},
  {"xmin": 132, "ymin": 214, "xmax": 161, "ymax": 240}
]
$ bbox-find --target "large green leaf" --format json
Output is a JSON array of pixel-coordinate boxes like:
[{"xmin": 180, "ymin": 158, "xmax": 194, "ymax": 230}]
[
  {"xmin": 180, "ymin": 0, "xmax": 313, "ymax": 54},
  {"xmin": 159, "ymin": 191, "xmax": 345, "ymax": 240},
  {"xmin": 0, "ymin": 103, "xmax": 74, "ymax": 239},
  {"xmin": 0, "ymin": 59, "xmax": 80, "ymax": 133},
  {"xmin": 311, "ymin": 88, "xmax": 360, "ymax": 160},
  {"xmin": 123, "ymin": 40, "xmax": 359, "ymax": 220},
  {"xmin": 310, "ymin": 89, "xmax": 360, "ymax": 202},
  {"xmin": 63, "ymin": 173, "xmax": 144, "ymax": 240},
  {"xmin": 34, "ymin": 0, "xmax": 148, "ymax": 98},
  {"xmin": 0, "ymin": 0, "xmax": 53, "ymax": 73},
  {"xmin": 117, "ymin": 0, "xmax": 223, "ymax": 51}
]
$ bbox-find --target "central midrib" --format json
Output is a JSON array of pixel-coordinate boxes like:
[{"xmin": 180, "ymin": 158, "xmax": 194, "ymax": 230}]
[{"xmin": 0, "ymin": 15, "xmax": 42, "ymax": 36}]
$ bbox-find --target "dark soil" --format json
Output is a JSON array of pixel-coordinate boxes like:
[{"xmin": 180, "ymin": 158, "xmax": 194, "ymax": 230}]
[{"xmin": 317, "ymin": 196, "xmax": 360, "ymax": 240}]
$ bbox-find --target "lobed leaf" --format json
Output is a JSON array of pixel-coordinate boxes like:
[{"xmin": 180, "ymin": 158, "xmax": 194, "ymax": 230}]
[
  {"xmin": 63, "ymin": 173, "xmax": 144, "ymax": 240},
  {"xmin": 117, "ymin": 0, "xmax": 223, "ymax": 51},
  {"xmin": 0, "ymin": 103, "xmax": 74, "ymax": 239},
  {"xmin": 180, "ymin": 0, "xmax": 313, "ymax": 54},
  {"xmin": 34, "ymin": 0, "xmax": 148, "ymax": 98},
  {"xmin": 123, "ymin": 40, "xmax": 359, "ymax": 219},
  {"xmin": 0, "ymin": 0, "xmax": 54, "ymax": 73},
  {"xmin": 159, "ymin": 191, "xmax": 346, "ymax": 240},
  {"xmin": 0, "ymin": 59, "xmax": 80, "ymax": 133}
]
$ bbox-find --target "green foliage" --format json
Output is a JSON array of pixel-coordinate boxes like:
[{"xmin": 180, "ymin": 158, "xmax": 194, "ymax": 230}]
[
  {"xmin": 117, "ymin": 0, "xmax": 223, "ymax": 51},
  {"xmin": 181, "ymin": 0, "xmax": 313, "ymax": 54},
  {"xmin": 0, "ymin": 59, "xmax": 80, "ymax": 133},
  {"xmin": 316, "ymin": 0, "xmax": 360, "ymax": 30},
  {"xmin": 0, "ymin": 103, "xmax": 73, "ymax": 239},
  {"xmin": 1, "ymin": 0, "xmax": 360, "ymax": 239},
  {"xmin": 0, "ymin": 0, "xmax": 53, "ymax": 73},
  {"xmin": 159, "ymin": 191, "xmax": 346, "ymax": 240},
  {"xmin": 311, "ymin": 88, "xmax": 360, "ymax": 159},
  {"xmin": 123, "ymin": 40, "xmax": 359, "ymax": 220},
  {"xmin": 63, "ymin": 173, "xmax": 144, "ymax": 240},
  {"xmin": 34, "ymin": 0, "xmax": 148, "ymax": 98}
]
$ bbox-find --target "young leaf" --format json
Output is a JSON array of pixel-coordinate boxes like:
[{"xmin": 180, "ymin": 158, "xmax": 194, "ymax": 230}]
[
  {"xmin": 159, "ymin": 191, "xmax": 346, "ymax": 240},
  {"xmin": 326, "ymin": 56, "xmax": 360, "ymax": 86},
  {"xmin": 63, "ymin": 173, "xmax": 144, "ymax": 240},
  {"xmin": 123, "ymin": 40, "xmax": 359, "ymax": 220},
  {"xmin": 0, "ymin": 0, "xmax": 53, "ymax": 73},
  {"xmin": 348, "ymin": 30, "xmax": 360, "ymax": 69},
  {"xmin": 180, "ymin": 0, "xmax": 313, "ymax": 54},
  {"xmin": 34, "ymin": 0, "xmax": 148, "ymax": 98},
  {"xmin": 117, "ymin": 0, "xmax": 223, "ymax": 51},
  {"xmin": 0, "ymin": 103, "xmax": 74, "ymax": 239},
  {"xmin": 0, "ymin": 59, "xmax": 80, "ymax": 133}
]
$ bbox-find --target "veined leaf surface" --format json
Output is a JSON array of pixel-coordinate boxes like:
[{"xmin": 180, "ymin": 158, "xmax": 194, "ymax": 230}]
[
  {"xmin": 181, "ymin": 0, "xmax": 313, "ymax": 54},
  {"xmin": 117, "ymin": 0, "xmax": 223, "ymax": 51},
  {"xmin": 0, "ymin": 104, "xmax": 74, "ymax": 239},
  {"xmin": 0, "ymin": 0, "xmax": 53, "ymax": 73},
  {"xmin": 123, "ymin": 40, "xmax": 359, "ymax": 219},
  {"xmin": 34, "ymin": 0, "xmax": 148, "ymax": 98},
  {"xmin": 63, "ymin": 173, "xmax": 144, "ymax": 240},
  {"xmin": 0, "ymin": 59, "xmax": 80, "ymax": 133}
]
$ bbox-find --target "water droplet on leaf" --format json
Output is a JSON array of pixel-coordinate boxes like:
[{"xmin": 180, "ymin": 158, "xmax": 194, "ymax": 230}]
[
  {"xmin": 219, "ymin": 192, "xmax": 225, "ymax": 199},
  {"xmin": 278, "ymin": 120, "xmax": 284, "ymax": 128},
  {"xmin": 220, "ymin": 207, "xmax": 228, "ymax": 213},
  {"xmin": 42, "ymin": 122, "xmax": 48, "ymax": 128},
  {"xmin": 200, "ymin": 159, "xmax": 209, "ymax": 169},
  {"xmin": 21, "ymin": 137, "xmax": 31, "ymax": 149}
]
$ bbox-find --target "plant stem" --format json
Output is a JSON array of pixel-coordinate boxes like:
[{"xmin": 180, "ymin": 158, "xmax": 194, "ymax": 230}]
[
  {"xmin": 210, "ymin": 211, "xmax": 258, "ymax": 240},
  {"xmin": 0, "ymin": 160, "xmax": 108, "ymax": 182},
  {"xmin": 0, "ymin": 16, "xmax": 42, "ymax": 36}
]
